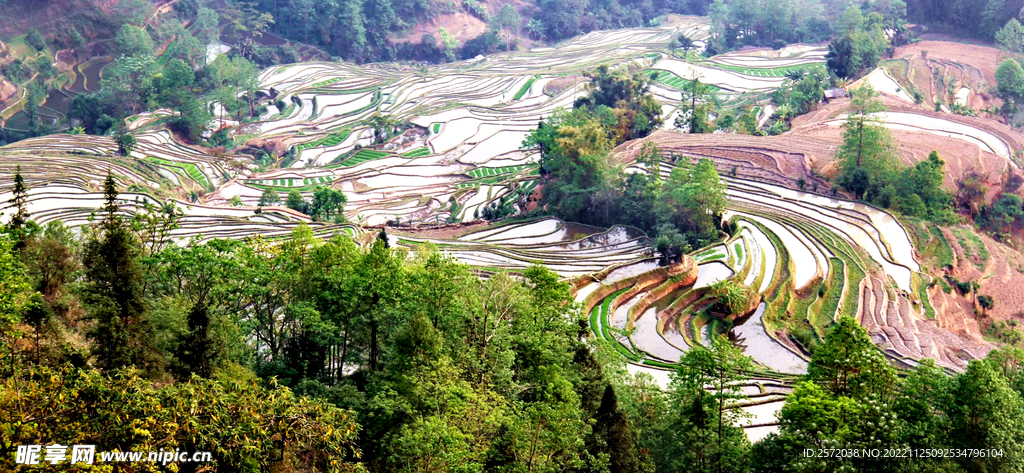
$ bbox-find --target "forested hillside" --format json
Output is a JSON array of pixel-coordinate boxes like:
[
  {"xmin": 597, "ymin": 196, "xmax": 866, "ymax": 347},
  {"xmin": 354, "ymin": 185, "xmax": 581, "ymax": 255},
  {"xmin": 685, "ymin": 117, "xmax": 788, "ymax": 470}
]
[
  {"xmin": 5, "ymin": 0, "xmax": 1024, "ymax": 470},
  {"xmin": 5, "ymin": 169, "xmax": 1024, "ymax": 472},
  {"xmin": 234, "ymin": 0, "xmax": 1024, "ymax": 62}
]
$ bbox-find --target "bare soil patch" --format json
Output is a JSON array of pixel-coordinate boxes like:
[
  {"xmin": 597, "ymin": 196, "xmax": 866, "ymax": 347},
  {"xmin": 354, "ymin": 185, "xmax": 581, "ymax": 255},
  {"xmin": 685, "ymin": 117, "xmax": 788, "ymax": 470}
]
[
  {"xmin": 393, "ymin": 12, "xmax": 487, "ymax": 46},
  {"xmin": 789, "ymin": 96, "xmax": 1023, "ymax": 196},
  {"xmin": 0, "ymin": 78, "xmax": 17, "ymax": 103},
  {"xmin": 891, "ymin": 40, "xmax": 1021, "ymax": 112},
  {"xmin": 544, "ymin": 75, "xmax": 585, "ymax": 96},
  {"xmin": 386, "ymin": 220, "xmax": 492, "ymax": 239}
]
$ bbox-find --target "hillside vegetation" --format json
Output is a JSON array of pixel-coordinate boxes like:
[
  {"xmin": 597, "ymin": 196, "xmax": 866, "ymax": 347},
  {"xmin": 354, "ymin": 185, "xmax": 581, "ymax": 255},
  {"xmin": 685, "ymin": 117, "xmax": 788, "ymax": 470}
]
[{"xmin": 4, "ymin": 1, "xmax": 1024, "ymax": 471}]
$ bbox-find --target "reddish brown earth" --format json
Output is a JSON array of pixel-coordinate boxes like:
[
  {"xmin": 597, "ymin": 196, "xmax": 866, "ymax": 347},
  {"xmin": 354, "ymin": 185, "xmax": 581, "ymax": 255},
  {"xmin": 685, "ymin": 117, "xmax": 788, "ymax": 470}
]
[
  {"xmin": 392, "ymin": 12, "xmax": 489, "ymax": 47},
  {"xmin": 0, "ymin": 78, "xmax": 17, "ymax": 103},
  {"xmin": 391, "ymin": 0, "xmax": 542, "ymax": 48},
  {"xmin": 789, "ymin": 96, "xmax": 1023, "ymax": 199},
  {"xmin": 544, "ymin": 75, "xmax": 585, "ymax": 96},
  {"xmin": 937, "ymin": 227, "xmax": 1024, "ymax": 322},
  {"xmin": 614, "ymin": 129, "xmax": 834, "ymax": 190},
  {"xmin": 888, "ymin": 40, "xmax": 1022, "ymax": 112},
  {"xmin": 387, "ymin": 220, "xmax": 492, "ymax": 240}
]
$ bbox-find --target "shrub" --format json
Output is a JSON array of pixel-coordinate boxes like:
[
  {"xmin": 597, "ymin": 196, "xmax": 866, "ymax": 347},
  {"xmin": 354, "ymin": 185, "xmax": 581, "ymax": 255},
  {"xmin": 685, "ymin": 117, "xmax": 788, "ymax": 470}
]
[{"xmin": 25, "ymin": 29, "xmax": 46, "ymax": 51}]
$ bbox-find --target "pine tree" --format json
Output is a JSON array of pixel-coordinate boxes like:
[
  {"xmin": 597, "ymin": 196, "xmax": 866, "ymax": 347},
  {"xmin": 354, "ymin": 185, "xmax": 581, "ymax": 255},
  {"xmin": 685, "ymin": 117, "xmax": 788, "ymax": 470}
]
[
  {"xmin": 593, "ymin": 385, "xmax": 641, "ymax": 473},
  {"xmin": 101, "ymin": 172, "xmax": 119, "ymax": 226},
  {"xmin": 83, "ymin": 173, "xmax": 151, "ymax": 371},
  {"xmin": 7, "ymin": 165, "xmax": 30, "ymax": 230},
  {"xmin": 174, "ymin": 302, "xmax": 214, "ymax": 378}
]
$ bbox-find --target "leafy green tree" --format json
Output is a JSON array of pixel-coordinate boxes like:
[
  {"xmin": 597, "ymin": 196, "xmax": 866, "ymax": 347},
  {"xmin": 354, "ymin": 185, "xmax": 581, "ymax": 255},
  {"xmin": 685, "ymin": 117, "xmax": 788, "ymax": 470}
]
[
  {"xmin": 310, "ymin": 186, "xmax": 347, "ymax": 222},
  {"xmin": 171, "ymin": 98, "xmax": 214, "ymax": 141},
  {"xmin": 25, "ymin": 28, "xmax": 46, "ymax": 51},
  {"xmin": 591, "ymin": 384, "xmax": 642, "ymax": 472},
  {"xmin": 671, "ymin": 33, "xmax": 695, "ymax": 54},
  {"xmin": 493, "ymin": 3, "xmax": 522, "ymax": 51},
  {"xmin": 164, "ymin": 24, "xmax": 206, "ymax": 69},
  {"xmin": 524, "ymin": 107, "xmax": 618, "ymax": 225},
  {"xmin": 619, "ymin": 142, "xmax": 663, "ymax": 232},
  {"xmin": 368, "ymin": 113, "xmax": 398, "ymax": 144},
  {"xmin": 99, "ymin": 54, "xmax": 157, "ymax": 117},
  {"xmin": 837, "ymin": 86, "xmax": 898, "ymax": 200},
  {"xmin": 808, "ymin": 316, "xmax": 897, "ymax": 398},
  {"xmin": 335, "ymin": 0, "xmax": 368, "ymax": 61},
  {"xmin": 113, "ymin": 24, "xmax": 155, "ymax": 57},
  {"xmin": 676, "ymin": 76, "xmax": 715, "ymax": 134},
  {"xmin": 891, "ymin": 360, "xmax": 956, "ymax": 468},
  {"xmin": 771, "ymin": 380, "xmax": 902, "ymax": 472},
  {"xmin": 995, "ymin": 58, "xmax": 1024, "ymax": 120},
  {"xmin": 0, "ymin": 235, "xmax": 31, "ymax": 373},
  {"xmin": 826, "ymin": 7, "xmax": 889, "ymax": 79},
  {"xmin": 977, "ymin": 294, "xmax": 995, "ymax": 316},
  {"xmin": 574, "ymin": 64, "xmax": 663, "ymax": 141},
  {"xmin": 21, "ymin": 221, "xmax": 79, "ymax": 306},
  {"xmin": 894, "ymin": 151, "xmax": 951, "ymax": 219},
  {"xmin": 224, "ymin": 1, "xmax": 275, "ymax": 59},
  {"xmin": 0, "ymin": 365, "xmax": 363, "ymax": 472},
  {"xmin": 154, "ymin": 239, "xmax": 248, "ymax": 378},
  {"xmin": 157, "ymin": 58, "xmax": 197, "ymax": 110},
  {"xmin": 764, "ymin": 319, "xmax": 904, "ymax": 472},
  {"xmin": 656, "ymin": 158, "xmax": 726, "ymax": 250},
  {"xmin": 772, "ymin": 72, "xmax": 827, "ymax": 115},
  {"xmin": 526, "ymin": 18, "xmax": 545, "ymax": 39},
  {"xmin": 259, "ymin": 187, "xmax": 281, "ymax": 206},
  {"xmin": 194, "ymin": 7, "xmax": 222, "ymax": 46},
  {"xmin": 286, "ymin": 189, "xmax": 309, "ymax": 214},
  {"xmin": 115, "ymin": 129, "xmax": 137, "ymax": 156},
  {"xmin": 593, "ymin": 341, "xmax": 665, "ymax": 472},
  {"xmin": 996, "ymin": 18, "xmax": 1024, "ymax": 52},
  {"xmin": 350, "ymin": 236, "xmax": 405, "ymax": 373},
  {"xmin": 979, "ymin": 193, "xmax": 1024, "ymax": 234},
  {"xmin": 986, "ymin": 345, "xmax": 1024, "ymax": 396},
  {"xmin": 535, "ymin": 0, "xmax": 586, "ymax": 39},
  {"xmin": 439, "ymin": 27, "xmax": 458, "ymax": 62},
  {"xmin": 947, "ymin": 360, "xmax": 1024, "ymax": 472},
  {"xmin": 662, "ymin": 335, "xmax": 752, "ymax": 473}
]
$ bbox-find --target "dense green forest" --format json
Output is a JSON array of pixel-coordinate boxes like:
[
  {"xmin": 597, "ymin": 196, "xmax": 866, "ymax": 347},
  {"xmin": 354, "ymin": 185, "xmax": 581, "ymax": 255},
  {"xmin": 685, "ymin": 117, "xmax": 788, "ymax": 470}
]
[
  {"xmin": 6, "ymin": 0, "xmax": 1023, "ymax": 146},
  {"xmin": 5, "ymin": 166, "xmax": 1024, "ymax": 472},
  {"xmin": 0, "ymin": 0, "xmax": 266, "ymax": 146},
  {"xmin": 238, "ymin": 0, "xmax": 1022, "ymax": 63}
]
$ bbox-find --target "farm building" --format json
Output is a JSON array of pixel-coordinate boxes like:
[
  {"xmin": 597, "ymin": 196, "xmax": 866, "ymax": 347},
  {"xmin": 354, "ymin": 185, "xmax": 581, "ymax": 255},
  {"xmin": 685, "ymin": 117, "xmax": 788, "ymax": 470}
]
[{"xmin": 823, "ymin": 88, "xmax": 847, "ymax": 102}]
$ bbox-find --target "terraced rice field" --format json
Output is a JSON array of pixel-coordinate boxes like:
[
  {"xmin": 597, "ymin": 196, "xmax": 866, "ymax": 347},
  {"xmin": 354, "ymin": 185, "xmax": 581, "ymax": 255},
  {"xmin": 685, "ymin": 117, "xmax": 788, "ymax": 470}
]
[{"xmin": 1, "ymin": 18, "xmax": 1013, "ymax": 442}]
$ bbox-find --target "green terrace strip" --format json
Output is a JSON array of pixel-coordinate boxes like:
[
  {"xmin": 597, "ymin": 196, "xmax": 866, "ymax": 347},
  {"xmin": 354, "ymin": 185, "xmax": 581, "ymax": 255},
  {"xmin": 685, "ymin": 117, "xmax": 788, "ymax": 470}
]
[
  {"xmin": 455, "ymin": 175, "xmax": 536, "ymax": 190},
  {"xmin": 291, "ymin": 129, "xmax": 353, "ymax": 154},
  {"xmin": 400, "ymin": 147, "xmax": 431, "ymax": 157},
  {"xmin": 696, "ymin": 252, "xmax": 726, "ymax": 263},
  {"xmin": 243, "ymin": 176, "xmax": 332, "ymax": 189},
  {"xmin": 646, "ymin": 70, "xmax": 722, "ymax": 92},
  {"xmin": 143, "ymin": 157, "xmax": 209, "ymax": 187},
  {"xmin": 329, "ymin": 149, "xmax": 392, "ymax": 168},
  {"xmin": 312, "ymin": 77, "xmax": 344, "ymax": 88},
  {"xmin": 431, "ymin": 123, "xmax": 443, "ymax": 134},
  {"xmin": 466, "ymin": 165, "xmax": 532, "ymax": 179},
  {"xmin": 303, "ymin": 176, "xmax": 333, "ymax": 185},
  {"xmin": 513, "ymin": 76, "xmax": 540, "ymax": 100},
  {"xmin": 707, "ymin": 62, "xmax": 828, "ymax": 77},
  {"xmin": 914, "ymin": 272, "xmax": 937, "ymax": 319},
  {"xmin": 812, "ymin": 257, "xmax": 845, "ymax": 326},
  {"xmin": 594, "ymin": 288, "xmax": 642, "ymax": 362}
]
